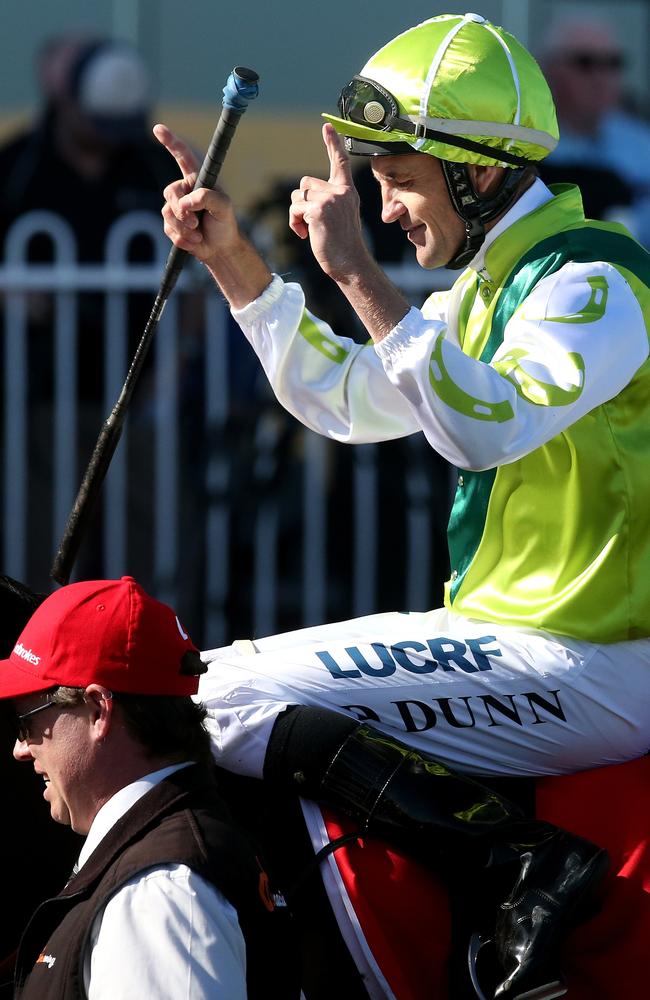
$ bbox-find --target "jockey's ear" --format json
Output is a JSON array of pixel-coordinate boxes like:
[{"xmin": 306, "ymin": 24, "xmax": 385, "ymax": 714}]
[{"xmin": 467, "ymin": 163, "xmax": 508, "ymax": 197}]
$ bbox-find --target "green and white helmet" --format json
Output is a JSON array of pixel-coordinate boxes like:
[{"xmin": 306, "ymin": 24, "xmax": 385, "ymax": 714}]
[
  {"xmin": 324, "ymin": 12, "xmax": 559, "ymax": 267},
  {"xmin": 324, "ymin": 11, "xmax": 558, "ymax": 167}
]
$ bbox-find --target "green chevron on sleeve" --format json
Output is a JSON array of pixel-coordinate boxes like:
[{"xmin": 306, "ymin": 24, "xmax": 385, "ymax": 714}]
[
  {"xmin": 493, "ymin": 347, "xmax": 585, "ymax": 406},
  {"xmin": 481, "ymin": 225, "xmax": 650, "ymax": 365},
  {"xmin": 544, "ymin": 274, "xmax": 608, "ymax": 323},
  {"xmin": 428, "ymin": 333, "xmax": 514, "ymax": 422},
  {"xmin": 298, "ymin": 313, "xmax": 350, "ymax": 364}
]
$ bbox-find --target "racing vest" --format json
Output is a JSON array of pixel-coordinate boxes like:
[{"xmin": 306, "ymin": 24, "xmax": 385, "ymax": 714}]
[{"xmin": 432, "ymin": 185, "xmax": 650, "ymax": 642}]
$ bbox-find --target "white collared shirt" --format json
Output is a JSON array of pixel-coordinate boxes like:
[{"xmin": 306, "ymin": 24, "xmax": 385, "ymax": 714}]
[{"xmin": 77, "ymin": 764, "xmax": 247, "ymax": 999}]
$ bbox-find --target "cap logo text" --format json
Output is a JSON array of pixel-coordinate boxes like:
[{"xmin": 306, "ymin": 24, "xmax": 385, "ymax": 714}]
[{"xmin": 13, "ymin": 642, "xmax": 41, "ymax": 666}]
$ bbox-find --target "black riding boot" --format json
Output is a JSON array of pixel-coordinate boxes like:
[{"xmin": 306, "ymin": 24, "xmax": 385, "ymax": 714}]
[
  {"xmin": 264, "ymin": 707, "xmax": 608, "ymax": 999},
  {"xmin": 491, "ymin": 826, "xmax": 609, "ymax": 998}
]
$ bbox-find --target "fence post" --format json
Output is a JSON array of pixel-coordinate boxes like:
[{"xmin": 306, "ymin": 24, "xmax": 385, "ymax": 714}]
[{"xmin": 3, "ymin": 211, "xmax": 78, "ymax": 582}]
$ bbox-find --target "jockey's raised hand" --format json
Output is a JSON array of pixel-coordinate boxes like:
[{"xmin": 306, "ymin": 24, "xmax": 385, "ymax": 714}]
[
  {"xmin": 154, "ymin": 123, "xmax": 272, "ymax": 308},
  {"xmin": 289, "ymin": 124, "xmax": 409, "ymax": 340},
  {"xmin": 157, "ymin": 120, "xmax": 408, "ymax": 337},
  {"xmin": 289, "ymin": 124, "xmax": 369, "ymax": 280}
]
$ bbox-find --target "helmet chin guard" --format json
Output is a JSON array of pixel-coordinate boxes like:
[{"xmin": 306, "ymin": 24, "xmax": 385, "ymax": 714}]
[{"xmin": 441, "ymin": 161, "xmax": 527, "ymax": 269}]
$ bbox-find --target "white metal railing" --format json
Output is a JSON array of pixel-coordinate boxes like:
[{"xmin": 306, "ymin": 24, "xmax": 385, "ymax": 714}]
[{"xmin": 1, "ymin": 211, "xmax": 453, "ymax": 645}]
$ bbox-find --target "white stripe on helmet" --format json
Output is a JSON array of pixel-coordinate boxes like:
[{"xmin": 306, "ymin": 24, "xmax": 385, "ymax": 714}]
[
  {"xmin": 415, "ymin": 13, "xmax": 541, "ymax": 157},
  {"xmin": 484, "ymin": 22, "xmax": 521, "ymax": 151},
  {"xmin": 416, "ymin": 14, "xmax": 473, "ymax": 151}
]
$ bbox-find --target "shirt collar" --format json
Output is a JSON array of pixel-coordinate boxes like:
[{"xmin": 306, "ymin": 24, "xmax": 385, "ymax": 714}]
[
  {"xmin": 77, "ymin": 761, "xmax": 193, "ymax": 870},
  {"xmin": 469, "ymin": 177, "xmax": 553, "ymax": 277},
  {"xmin": 466, "ymin": 180, "xmax": 587, "ymax": 286}
]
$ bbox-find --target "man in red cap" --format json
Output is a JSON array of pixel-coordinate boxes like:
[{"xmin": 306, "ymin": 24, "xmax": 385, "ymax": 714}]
[{"xmin": 0, "ymin": 576, "xmax": 294, "ymax": 1000}]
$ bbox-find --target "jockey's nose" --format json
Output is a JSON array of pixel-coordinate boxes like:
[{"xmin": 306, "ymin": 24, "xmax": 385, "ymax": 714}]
[{"xmin": 381, "ymin": 185, "xmax": 406, "ymax": 225}]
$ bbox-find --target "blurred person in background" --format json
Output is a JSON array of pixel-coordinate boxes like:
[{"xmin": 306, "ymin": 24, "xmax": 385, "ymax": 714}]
[
  {"xmin": 539, "ymin": 16, "xmax": 650, "ymax": 243},
  {"xmin": 0, "ymin": 36, "xmax": 197, "ymax": 603},
  {"xmin": 0, "ymin": 35, "xmax": 176, "ymax": 263}
]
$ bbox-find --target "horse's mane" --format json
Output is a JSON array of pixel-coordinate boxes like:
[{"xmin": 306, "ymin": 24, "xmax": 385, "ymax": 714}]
[{"xmin": 0, "ymin": 574, "xmax": 46, "ymax": 656}]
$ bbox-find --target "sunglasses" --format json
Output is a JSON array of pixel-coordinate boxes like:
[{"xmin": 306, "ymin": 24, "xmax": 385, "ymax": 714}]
[
  {"xmin": 565, "ymin": 52, "xmax": 624, "ymax": 72},
  {"xmin": 15, "ymin": 699, "xmax": 59, "ymax": 742}
]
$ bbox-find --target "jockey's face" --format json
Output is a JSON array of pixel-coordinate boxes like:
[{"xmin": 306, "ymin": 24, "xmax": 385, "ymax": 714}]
[
  {"xmin": 371, "ymin": 153, "xmax": 508, "ymax": 268},
  {"xmin": 371, "ymin": 153, "xmax": 465, "ymax": 269}
]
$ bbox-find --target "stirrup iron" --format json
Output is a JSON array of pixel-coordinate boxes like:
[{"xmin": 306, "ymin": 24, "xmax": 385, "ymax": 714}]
[{"xmin": 467, "ymin": 933, "xmax": 567, "ymax": 1000}]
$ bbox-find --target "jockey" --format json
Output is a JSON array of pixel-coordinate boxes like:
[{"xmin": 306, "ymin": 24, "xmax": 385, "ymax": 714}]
[{"xmin": 157, "ymin": 12, "xmax": 650, "ymax": 998}]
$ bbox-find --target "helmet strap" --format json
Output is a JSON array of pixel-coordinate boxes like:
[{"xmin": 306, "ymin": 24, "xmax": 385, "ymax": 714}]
[{"xmin": 440, "ymin": 160, "xmax": 526, "ymax": 269}]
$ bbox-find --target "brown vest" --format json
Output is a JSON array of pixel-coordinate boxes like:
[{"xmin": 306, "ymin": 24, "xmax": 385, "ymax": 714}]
[{"xmin": 14, "ymin": 764, "xmax": 298, "ymax": 999}]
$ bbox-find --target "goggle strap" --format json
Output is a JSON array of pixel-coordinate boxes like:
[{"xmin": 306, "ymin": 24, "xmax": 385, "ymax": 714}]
[{"xmin": 383, "ymin": 114, "xmax": 532, "ymax": 167}]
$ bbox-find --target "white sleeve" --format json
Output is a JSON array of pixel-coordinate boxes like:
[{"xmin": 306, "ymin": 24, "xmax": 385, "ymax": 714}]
[
  {"xmin": 231, "ymin": 275, "xmax": 421, "ymax": 443},
  {"xmin": 85, "ymin": 865, "xmax": 247, "ymax": 1000},
  {"xmin": 375, "ymin": 260, "xmax": 649, "ymax": 470}
]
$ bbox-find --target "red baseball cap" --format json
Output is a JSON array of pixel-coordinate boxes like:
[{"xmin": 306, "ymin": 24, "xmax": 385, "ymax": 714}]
[{"xmin": 0, "ymin": 577, "xmax": 203, "ymax": 699}]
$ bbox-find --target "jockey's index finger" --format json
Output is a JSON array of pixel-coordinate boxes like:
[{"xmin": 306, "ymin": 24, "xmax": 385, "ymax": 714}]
[
  {"xmin": 323, "ymin": 123, "xmax": 353, "ymax": 185},
  {"xmin": 153, "ymin": 124, "xmax": 200, "ymax": 181}
]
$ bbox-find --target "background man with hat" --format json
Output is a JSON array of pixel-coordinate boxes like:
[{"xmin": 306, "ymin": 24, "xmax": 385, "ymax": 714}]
[
  {"xmin": 539, "ymin": 15, "xmax": 650, "ymax": 246},
  {"xmin": 0, "ymin": 576, "xmax": 293, "ymax": 999}
]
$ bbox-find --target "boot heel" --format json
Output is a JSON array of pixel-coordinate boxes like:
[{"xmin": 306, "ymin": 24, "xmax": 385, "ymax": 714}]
[{"xmin": 494, "ymin": 840, "xmax": 609, "ymax": 998}]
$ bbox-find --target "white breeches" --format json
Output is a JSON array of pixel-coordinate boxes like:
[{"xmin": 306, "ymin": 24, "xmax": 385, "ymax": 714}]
[{"xmin": 197, "ymin": 608, "xmax": 650, "ymax": 779}]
